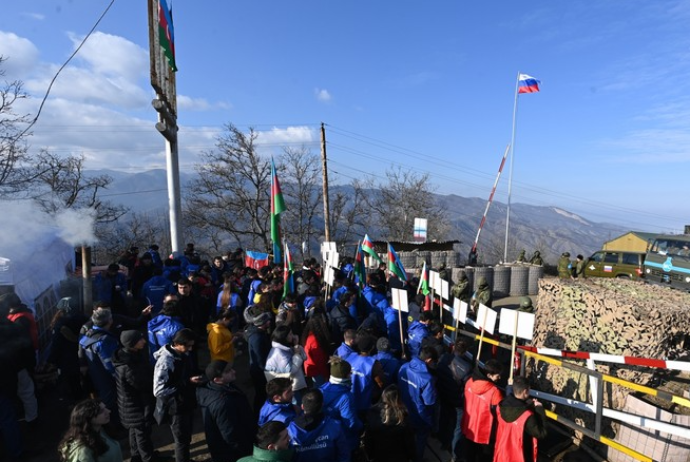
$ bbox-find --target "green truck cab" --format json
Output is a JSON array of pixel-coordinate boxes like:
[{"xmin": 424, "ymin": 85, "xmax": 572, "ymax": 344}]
[{"xmin": 584, "ymin": 250, "xmax": 645, "ymax": 280}]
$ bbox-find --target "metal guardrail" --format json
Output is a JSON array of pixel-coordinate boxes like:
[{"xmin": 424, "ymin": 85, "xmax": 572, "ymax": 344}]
[{"xmin": 444, "ymin": 325, "xmax": 688, "ymax": 462}]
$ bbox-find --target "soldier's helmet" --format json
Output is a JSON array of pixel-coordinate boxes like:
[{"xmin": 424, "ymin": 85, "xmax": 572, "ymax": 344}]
[{"xmin": 519, "ymin": 296, "xmax": 533, "ymax": 309}]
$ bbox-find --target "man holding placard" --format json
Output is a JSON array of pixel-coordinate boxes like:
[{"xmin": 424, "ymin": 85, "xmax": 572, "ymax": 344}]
[{"xmin": 493, "ymin": 376, "xmax": 547, "ymax": 462}]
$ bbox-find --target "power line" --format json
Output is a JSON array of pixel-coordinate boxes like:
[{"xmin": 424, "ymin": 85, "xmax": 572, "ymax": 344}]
[{"xmin": 17, "ymin": 0, "xmax": 118, "ymax": 140}]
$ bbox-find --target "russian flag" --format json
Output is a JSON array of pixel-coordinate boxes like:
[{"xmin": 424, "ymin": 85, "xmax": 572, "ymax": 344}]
[{"xmin": 518, "ymin": 74, "xmax": 540, "ymax": 94}]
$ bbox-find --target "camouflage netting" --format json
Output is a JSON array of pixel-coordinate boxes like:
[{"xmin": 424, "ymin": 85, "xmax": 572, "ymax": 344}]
[{"xmin": 527, "ymin": 278, "xmax": 690, "ymax": 439}]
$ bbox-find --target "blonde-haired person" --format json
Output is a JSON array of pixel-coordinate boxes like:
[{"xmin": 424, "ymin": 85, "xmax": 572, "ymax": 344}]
[
  {"xmin": 364, "ymin": 385, "xmax": 416, "ymax": 462},
  {"xmin": 59, "ymin": 399, "xmax": 122, "ymax": 462}
]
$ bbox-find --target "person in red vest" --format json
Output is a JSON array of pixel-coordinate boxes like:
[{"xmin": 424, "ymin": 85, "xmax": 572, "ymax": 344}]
[
  {"xmin": 461, "ymin": 359, "xmax": 504, "ymax": 462},
  {"xmin": 493, "ymin": 376, "xmax": 547, "ymax": 462},
  {"xmin": 2, "ymin": 292, "xmax": 39, "ymax": 427}
]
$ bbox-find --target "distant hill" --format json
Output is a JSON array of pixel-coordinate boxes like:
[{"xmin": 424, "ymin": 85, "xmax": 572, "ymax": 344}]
[{"xmin": 92, "ymin": 169, "xmax": 627, "ymax": 264}]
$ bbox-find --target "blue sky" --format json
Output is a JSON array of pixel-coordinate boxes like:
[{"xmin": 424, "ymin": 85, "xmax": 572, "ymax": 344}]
[{"xmin": 2, "ymin": 1, "xmax": 690, "ymax": 233}]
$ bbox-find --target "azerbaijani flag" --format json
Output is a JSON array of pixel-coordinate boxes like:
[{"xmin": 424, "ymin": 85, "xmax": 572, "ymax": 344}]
[
  {"xmin": 518, "ymin": 74, "xmax": 540, "ymax": 94},
  {"xmin": 362, "ymin": 234, "xmax": 382, "ymax": 263},
  {"xmin": 283, "ymin": 242, "xmax": 295, "ymax": 299},
  {"xmin": 271, "ymin": 158, "xmax": 286, "ymax": 264},
  {"xmin": 354, "ymin": 243, "xmax": 366, "ymax": 292},
  {"xmin": 387, "ymin": 243, "xmax": 407, "ymax": 282},
  {"xmin": 158, "ymin": 0, "xmax": 177, "ymax": 72},
  {"xmin": 245, "ymin": 250, "xmax": 270, "ymax": 270},
  {"xmin": 417, "ymin": 261, "xmax": 430, "ymax": 296}
]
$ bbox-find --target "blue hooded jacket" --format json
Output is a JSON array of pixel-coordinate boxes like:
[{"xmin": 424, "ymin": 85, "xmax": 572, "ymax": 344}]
[
  {"xmin": 374, "ymin": 351, "xmax": 401, "ymax": 388},
  {"xmin": 142, "ymin": 275, "xmax": 175, "ymax": 315},
  {"xmin": 349, "ymin": 355, "xmax": 376, "ymax": 412},
  {"xmin": 320, "ymin": 381, "xmax": 362, "ymax": 451},
  {"xmin": 382, "ymin": 303, "xmax": 404, "ymax": 353},
  {"xmin": 288, "ymin": 414, "xmax": 350, "ymax": 462},
  {"xmin": 258, "ymin": 399, "xmax": 297, "ymax": 427},
  {"xmin": 147, "ymin": 314, "xmax": 184, "ymax": 362},
  {"xmin": 407, "ymin": 321, "xmax": 429, "ymax": 358},
  {"xmin": 335, "ymin": 343, "xmax": 356, "ymax": 362},
  {"xmin": 397, "ymin": 356, "xmax": 437, "ymax": 430}
]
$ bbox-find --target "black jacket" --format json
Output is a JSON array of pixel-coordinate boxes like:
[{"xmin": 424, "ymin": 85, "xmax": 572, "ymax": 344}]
[
  {"xmin": 246, "ymin": 325, "xmax": 271, "ymax": 374},
  {"xmin": 328, "ymin": 305, "xmax": 357, "ymax": 345},
  {"xmin": 113, "ymin": 347, "xmax": 154, "ymax": 428},
  {"xmin": 364, "ymin": 404, "xmax": 416, "ymax": 462},
  {"xmin": 498, "ymin": 394, "xmax": 548, "ymax": 462},
  {"xmin": 196, "ymin": 381, "xmax": 255, "ymax": 462},
  {"xmin": 0, "ymin": 318, "xmax": 32, "ymax": 396}
]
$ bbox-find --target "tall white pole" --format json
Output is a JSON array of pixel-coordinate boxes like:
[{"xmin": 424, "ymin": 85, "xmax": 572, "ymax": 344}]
[{"xmin": 504, "ymin": 72, "xmax": 520, "ymax": 262}]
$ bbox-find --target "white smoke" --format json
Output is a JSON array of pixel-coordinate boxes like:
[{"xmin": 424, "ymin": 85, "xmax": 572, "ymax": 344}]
[{"xmin": 55, "ymin": 208, "xmax": 97, "ymax": 246}]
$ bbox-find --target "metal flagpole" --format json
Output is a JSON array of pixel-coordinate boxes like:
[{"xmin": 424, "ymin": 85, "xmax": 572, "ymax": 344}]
[{"xmin": 504, "ymin": 72, "xmax": 521, "ymax": 262}]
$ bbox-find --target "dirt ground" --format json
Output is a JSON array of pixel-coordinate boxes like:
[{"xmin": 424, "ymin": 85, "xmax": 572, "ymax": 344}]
[{"xmin": 13, "ymin": 295, "xmax": 598, "ymax": 462}]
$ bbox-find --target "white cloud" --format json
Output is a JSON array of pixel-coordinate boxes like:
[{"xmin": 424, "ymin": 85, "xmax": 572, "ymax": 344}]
[
  {"xmin": 21, "ymin": 12, "xmax": 45, "ymax": 21},
  {"xmin": 256, "ymin": 126, "xmax": 316, "ymax": 146},
  {"xmin": 177, "ymin": 95, "xmax": 231, "ymax": 111},
  {"xmin": 315, "ymin": 88, "xmax": 332, "ymax": 102},
  {"xmin": 67, "ymin": 31, "xmax": 148, "ymax": 81},
  {"xmin": 0, "ymin": 31, "xmax": 40, "ymax": 78}
]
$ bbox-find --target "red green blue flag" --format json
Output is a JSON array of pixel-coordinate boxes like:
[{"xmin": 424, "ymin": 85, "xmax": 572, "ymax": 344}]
[
  {"xmin": 158, "ymin": 0, "xmax": 177, "ymax": 72},
  {"xmin": 418, "ymin": 261, "xmax": 430, "ymax": 296},
  {"xmin": 271, "ymin": 158, "xmax": 286, "ymax": 264},
  {"xmin": 353, "ymin": 243, "xmax": 366, "ymax": 292},
  {"xmin": 362, "ymin": 234, "xmax": 382, "ymax": 263},
  {"xmin": 283, "ymin": 242, "xmax": 294, "ymax": 299},
  {"xmin": 387, "ymin": 243, "xmax": 407, "ymax": 282}
]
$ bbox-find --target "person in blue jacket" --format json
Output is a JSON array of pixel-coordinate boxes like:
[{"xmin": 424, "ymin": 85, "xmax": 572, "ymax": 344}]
[
  {"xmin": 407, "ymin": 311, "xmax": 434, "ymax": 359},
  {"xmin": 288, "ymin": 389, "xmax": 350, "ymax": 462},
  {"xmin": 335, "ymin": 329, "xmax": 357, "ymax": 362},
  {"xmin": 147, "ymin": 297, "xmax": 184, "ymax": 363},
  {"xmin": 397, "ymin": 345, "xmax": 439, "ymax": 462},
  {"xmin": 380, "ymin": 298, "xmax": 405, "ymax": 354},
  {"xmin": 259, "ymin": 377, "xmax": 297, "ymax": 426},
  {"xmin": 320, "ymin": 357, "xmax": 362, "ymax": 453},
  {"xmin": 141, "ymin": 267, "xmax": 175, "ymax": 316},
  {"xmin": 79, "ymin": 308, "xmax": 120, "ymax": 423},
  {"xmin": 94, "ymin": 263, "xmax": 128, "ymax": 314},
  {"xmin": 147, "ymin": 244, "xmax": 163, "ymax": 270},
  {"xmin": 374, "ymin": 337, "xmax": 401, "ymax": 388},
  {"xmin": 349, "ymin": 334, "xmax": 385, "ymax": 418},
  {"xmin": 362, "ymin": 275, "xmax": 386, "ymax": 335}
]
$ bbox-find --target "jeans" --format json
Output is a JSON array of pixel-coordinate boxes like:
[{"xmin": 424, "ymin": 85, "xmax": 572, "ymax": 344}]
[
  {"xmin": 17, "ymin": 369, "xmax": 38, "ymax": 422},
  {"xmin": 129, "ymin": 425, "xmax": 154, "ymax": 462},
  {"xmin": 451, "ymin": 408, "xmax": 464, "ymax": 461},
  {"xmin": 414, "ymin": 428, "xmax": 430, "ymax": 462},
  {"xmin": 170, "ymin": 412, "xmax": 194, "ymax": 462}
]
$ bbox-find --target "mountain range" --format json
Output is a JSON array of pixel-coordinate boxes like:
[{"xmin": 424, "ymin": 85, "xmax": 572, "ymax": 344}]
[{"xmin": 95, "ymin": 169, "xmax": 629, "ymax": 264}]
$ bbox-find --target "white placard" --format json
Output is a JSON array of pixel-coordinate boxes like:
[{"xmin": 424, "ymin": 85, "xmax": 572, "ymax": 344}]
[
  {"xmin": 498, "ymin": 309, "xmax": 536, "ymax": 341},
  {"xmin": 391, "ymin": 288, "xmax": 409, "ymax": 312},
  {"xmin": 455, "ymin": 299, "xmax": 468, "ymax": 323},
  {"xmin": 476, "ymin": 304, "xmax": 497, "ymax": 334},
  {"xmin": 328, "ymin": 251, "xmax": 340, "ymax": 270},
  {"xmin": 429, "ymin": 270, "xmax": 439, "ymax": 292},
  {"xmin": 441, "ymin": 280, "xmax": 449, "ymax": 300},
  {"xmin": 321, "ymin": 241, "xmax": 337, "ymax": 264},
  {"xmin": 324, "ymin": 266, "xmax": 335, "ymax": 286}
]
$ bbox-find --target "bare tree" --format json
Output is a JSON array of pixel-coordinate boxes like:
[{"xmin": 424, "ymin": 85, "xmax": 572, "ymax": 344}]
[
  {"xmin": 281, "ymin": 146, "xmax": 322, "ymax": 257},
  {"xmin": 364, "ymin": 167, "xmax": 449, "ymax": 242},
  {"xmin": 94, "ymin": 210, "xmax": 170, "ymax": 264},
  {"xmin": 329, "ymin": 179, "xmax": 368, "ymax": 246},
  {"xmin": 0, "ymin": 56, "xmax": 32, "ymax": 195},
  {"xmin": 185, "ymin": 124, "xmax": 271, "ymax": 251},
  {"xmin": 31, "ymin": 150, "xmax": 128, "ymax": 223}
]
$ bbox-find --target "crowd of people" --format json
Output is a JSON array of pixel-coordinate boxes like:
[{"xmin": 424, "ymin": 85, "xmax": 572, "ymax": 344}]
[{"xmin": 0, "ymin": 243, "xmax": 548, "ymax": 462}]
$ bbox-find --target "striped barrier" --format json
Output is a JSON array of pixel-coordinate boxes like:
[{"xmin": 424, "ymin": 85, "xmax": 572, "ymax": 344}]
[{"xmin": 518, "ymin": 345, "xmax": 690, "ymax": 373}]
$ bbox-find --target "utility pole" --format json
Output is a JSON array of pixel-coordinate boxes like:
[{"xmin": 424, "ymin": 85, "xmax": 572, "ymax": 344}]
[
  {"xmin": 320, "ymin": 123, "xmax": 331, "ymax": 242},
  {"xmin": 148, "ymin": 0, "xmax": 181, "ymax": 253},
  {"xmin": 81, "ymin": 245, "xmax": 92, "ymax": 314}
]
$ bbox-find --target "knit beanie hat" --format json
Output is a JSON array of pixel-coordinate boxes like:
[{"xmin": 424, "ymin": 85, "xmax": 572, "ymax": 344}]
[
  {"xmin": 91, "ymin": 308, "xmax": 113, "ymax": 328},
  {"xmin": 376, "ymin": 337, "xmax": 391, "ymax": 353},
  {"xmin": 330, "ymin": 357, "xmax": 352, "ymax": 379},
  {"xmin": 120, "ymin": 330, "xmax": 144, "ymax": 349}
]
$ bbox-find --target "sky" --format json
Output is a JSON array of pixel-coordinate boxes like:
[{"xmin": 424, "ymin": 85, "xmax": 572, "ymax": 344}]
[{"xmin": 2, "ymin": 0, "xmax": 690, "ymax": 234}]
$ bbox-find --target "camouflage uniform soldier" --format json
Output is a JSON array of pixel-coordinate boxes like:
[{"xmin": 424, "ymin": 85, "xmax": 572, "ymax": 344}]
[
  {"xmin": 557, "ymin": 252, "xmax": 572, "ymax": 279},
  {"xmin": 450, "ymin": 272, "xmax": 471, "ymax": 304},
  {"xmin": 471, "ymin": 276, "xmax": 492, "ymax": 310},
  {"xmin": 529, "ymin": 251, "xmax": 543, "ymax": 266}
]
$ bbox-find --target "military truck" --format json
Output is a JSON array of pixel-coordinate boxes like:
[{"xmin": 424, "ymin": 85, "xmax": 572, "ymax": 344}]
[{"xmin": 643, "ymin": 234, "xmax": 690, "ymax": 290}]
